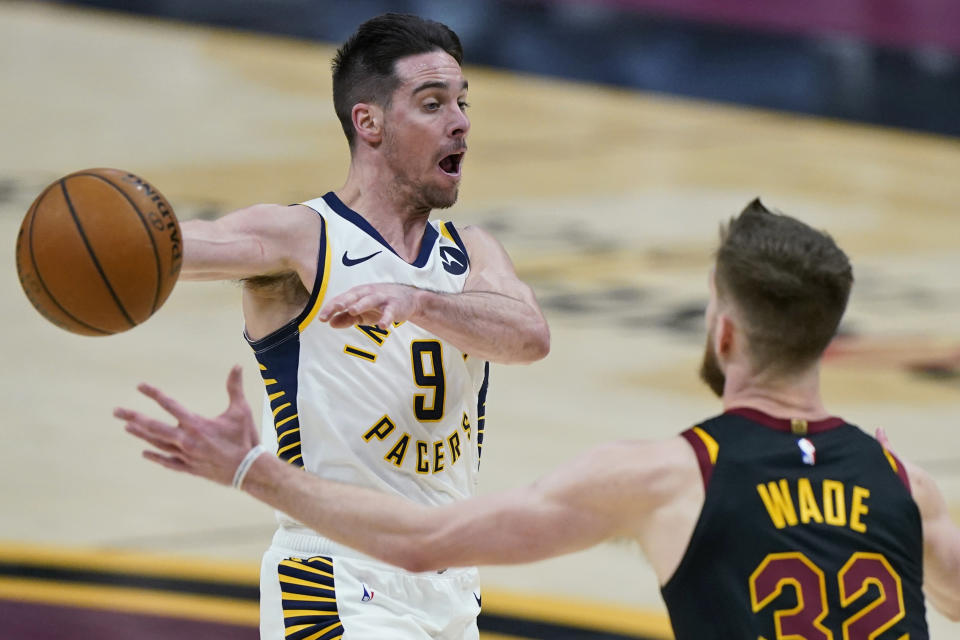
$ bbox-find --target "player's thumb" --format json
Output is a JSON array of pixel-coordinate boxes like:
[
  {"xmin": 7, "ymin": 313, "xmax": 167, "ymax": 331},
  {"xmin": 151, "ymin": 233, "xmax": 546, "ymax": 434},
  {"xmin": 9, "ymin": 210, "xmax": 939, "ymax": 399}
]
[{"xmin": 226, "ymin": 365, "xmax": 246, "ymax": 406}]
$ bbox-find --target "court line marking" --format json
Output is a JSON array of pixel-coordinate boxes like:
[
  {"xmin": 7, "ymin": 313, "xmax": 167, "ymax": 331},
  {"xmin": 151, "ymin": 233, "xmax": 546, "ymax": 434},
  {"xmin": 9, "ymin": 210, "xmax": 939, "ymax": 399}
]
[
  {"xmin": 0, "ymin": 540, "xmax": 258, "ymax": 584},
  {"xmin": 0, "ymin": 577, "xmax": 259, "ymax": 625},
  {"xmin": 0, "ymin": 540, "xmax": 672, "ymax": 636}
]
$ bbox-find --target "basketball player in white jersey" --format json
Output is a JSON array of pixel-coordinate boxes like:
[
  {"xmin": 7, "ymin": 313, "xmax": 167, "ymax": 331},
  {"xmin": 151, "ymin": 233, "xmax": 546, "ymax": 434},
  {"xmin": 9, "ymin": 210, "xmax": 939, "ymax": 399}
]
[{"xmin": 125, "ymin": 14, "xmax": 549, "ymax": 640}]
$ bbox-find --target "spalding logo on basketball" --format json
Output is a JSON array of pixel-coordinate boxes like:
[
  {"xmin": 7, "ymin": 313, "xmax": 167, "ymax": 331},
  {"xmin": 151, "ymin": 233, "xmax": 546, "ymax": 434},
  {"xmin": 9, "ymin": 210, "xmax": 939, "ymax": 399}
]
[{"xmin": 15, "ymin": 168, "xmax": 182, "ymax": 336}]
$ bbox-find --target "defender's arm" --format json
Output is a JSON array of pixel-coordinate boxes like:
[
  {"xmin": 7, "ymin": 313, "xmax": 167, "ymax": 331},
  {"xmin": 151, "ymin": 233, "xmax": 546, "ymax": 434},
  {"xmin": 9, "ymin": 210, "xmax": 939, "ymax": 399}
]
[
  {"xmin": 118, "ymin": 372, "xmax": 668, "ymax": 572},
  {"xmin": 243, "ymin": 439, "xmax": 665, "ymax": 571}
]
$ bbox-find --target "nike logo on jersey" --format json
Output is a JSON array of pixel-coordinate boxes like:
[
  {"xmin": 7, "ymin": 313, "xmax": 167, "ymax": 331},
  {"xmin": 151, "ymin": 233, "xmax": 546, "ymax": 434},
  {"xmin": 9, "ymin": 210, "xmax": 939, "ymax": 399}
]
[
  {"xmin": 342, "ymin": 250, "xmax": 381, "ymax": 266},
  {"xmin": 474, "ymin": 592, "xmax": 482, "ymax": 608}
]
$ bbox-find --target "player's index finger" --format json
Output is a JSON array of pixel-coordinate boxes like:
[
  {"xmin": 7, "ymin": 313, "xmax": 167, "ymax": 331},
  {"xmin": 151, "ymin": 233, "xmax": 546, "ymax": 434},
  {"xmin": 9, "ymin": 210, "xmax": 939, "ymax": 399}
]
[
  {"xmin": 318, "ymin": 297, "xmax": 346, "ymax": 320},
  {"xmin": 137, "ymin": 383, "xmax": 190, "ymax": 419}
]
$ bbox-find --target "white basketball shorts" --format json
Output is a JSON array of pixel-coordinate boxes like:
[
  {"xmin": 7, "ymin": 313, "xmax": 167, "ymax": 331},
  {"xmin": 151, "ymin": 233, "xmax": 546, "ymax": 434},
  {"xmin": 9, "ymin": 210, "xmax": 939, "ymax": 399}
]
[{"xmin": 260, "ymin": 529, "xmax": 481, "ymax": 640}]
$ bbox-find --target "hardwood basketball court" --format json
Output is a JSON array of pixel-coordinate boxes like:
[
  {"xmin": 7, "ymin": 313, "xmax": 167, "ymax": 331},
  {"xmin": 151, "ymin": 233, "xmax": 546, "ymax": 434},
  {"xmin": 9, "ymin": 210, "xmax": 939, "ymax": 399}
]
[{"xmin": 1, "ymin": 2, "xmax": 957, "ymax": 637}]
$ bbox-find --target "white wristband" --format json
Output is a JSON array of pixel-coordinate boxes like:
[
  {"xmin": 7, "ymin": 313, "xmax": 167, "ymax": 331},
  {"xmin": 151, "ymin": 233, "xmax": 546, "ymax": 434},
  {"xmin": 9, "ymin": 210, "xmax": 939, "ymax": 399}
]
[{"xmin": 232, "ymin": 444, "xmax": 268, "ymax": 490}]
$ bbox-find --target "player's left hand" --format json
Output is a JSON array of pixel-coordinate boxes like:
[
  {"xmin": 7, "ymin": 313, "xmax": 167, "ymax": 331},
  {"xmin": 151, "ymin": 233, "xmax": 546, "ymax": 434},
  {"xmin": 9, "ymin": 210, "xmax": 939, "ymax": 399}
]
[
  {"xmin": 318, "ymin": 283, "xmax": 424, "ymax": 329},
  {"xmin": 115, "ymin": 365, "xmax": 259, "ymax": 486}
]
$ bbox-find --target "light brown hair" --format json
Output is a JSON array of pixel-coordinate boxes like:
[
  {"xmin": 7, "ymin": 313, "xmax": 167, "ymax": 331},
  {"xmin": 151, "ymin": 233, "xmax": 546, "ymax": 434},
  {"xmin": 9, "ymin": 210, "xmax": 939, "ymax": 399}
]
[{"xmin": 715, "ymin": 199, "xmax": 853, "ymax": 372}]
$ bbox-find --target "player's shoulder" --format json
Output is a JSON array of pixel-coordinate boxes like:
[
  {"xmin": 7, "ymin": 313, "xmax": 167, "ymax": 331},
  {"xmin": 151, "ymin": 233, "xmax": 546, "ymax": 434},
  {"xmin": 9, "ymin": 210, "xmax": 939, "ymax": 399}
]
[
  {"xmin": 448, "ymin": 224, "xmax": 517, "ymax": 273},
  {"xmin": 252, "ymin": 203, "xmax": 324, "ymax": 238},
  {"xmin": 229, "ymin": 202, "xmax": 322, "ymax": 224},
  {"xmin": 453, "ymin": 224, "xmax": 501, "ymax": 250},
  {"xmin": 581, "ymin": 437, "xmax": 700, "ymax": 497}
]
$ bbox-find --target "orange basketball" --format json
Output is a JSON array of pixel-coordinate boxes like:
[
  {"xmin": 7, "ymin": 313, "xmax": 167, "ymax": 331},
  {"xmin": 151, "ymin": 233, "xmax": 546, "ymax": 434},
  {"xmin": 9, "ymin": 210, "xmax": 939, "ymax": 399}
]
[{"xmin": 15, "ymin": 168, "xmax": 182, "ymax": 336}]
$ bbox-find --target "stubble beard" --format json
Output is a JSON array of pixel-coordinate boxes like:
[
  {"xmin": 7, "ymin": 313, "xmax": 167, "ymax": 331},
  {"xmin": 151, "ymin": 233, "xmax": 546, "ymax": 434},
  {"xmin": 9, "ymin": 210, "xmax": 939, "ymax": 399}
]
[
  {"xmin": 389, "ymin": 175, "xmax": 458, "ymax": 212},
  {"xmin": 383, "ymin": 129, "xmax": 459, "ymax": 212},
  {"xmin": 419, "ymin": 183, "xmax": 458, "ymax": 210},
  {"xmin": 699, "ymin": 335, "xmax": 726, "ymax": 398}
]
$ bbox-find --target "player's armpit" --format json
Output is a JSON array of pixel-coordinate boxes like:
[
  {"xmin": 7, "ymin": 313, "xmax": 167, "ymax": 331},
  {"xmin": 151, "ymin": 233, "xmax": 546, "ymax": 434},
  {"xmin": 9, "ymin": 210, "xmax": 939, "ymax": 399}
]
[{"xmin": 181, "ymin": 203, "xmax": 321, "ymax": 285}]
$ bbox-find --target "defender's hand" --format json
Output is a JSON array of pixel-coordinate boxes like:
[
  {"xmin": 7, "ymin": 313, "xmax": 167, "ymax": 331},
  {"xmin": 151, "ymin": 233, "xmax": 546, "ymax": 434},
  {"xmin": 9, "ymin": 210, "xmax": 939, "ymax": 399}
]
[{"xmin": 115, "ymin": 365, "xmax": 259, "ymax": 485}]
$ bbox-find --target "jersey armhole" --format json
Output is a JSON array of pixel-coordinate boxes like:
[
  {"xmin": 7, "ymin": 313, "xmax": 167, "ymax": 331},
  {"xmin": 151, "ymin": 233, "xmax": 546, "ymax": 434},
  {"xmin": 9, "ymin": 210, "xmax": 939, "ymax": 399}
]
[
  {"xmin": 883, "ymin": 447, "xmax": 912, "ymax": 495},
  {"xmin": 680, "ymin": 427, "xmax": 718, "ymax": 490},
  {"xmin": 295, "ymin": 213, "xmax": 331, "ymax": 332},
  {"xmin": 244, "ymin": 211, "xmax": 330, "ymax": 349}
]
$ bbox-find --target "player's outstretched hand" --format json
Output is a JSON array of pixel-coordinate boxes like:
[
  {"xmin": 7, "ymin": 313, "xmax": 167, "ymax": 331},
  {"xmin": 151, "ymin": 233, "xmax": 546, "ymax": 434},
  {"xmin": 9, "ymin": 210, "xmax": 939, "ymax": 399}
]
[
  {"xmin": 318, "ymin": 283, "xmax": 423, "ymax": 329},
  {"xmin": 115, "ymin": 365, "xmax": 259, "ymax": 486}
]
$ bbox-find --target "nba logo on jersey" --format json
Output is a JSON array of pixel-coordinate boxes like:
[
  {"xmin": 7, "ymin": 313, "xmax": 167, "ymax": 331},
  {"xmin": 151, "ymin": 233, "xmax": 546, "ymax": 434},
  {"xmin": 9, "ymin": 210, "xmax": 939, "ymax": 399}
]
[
  {"xmin": 797, "ymin": 438, "xmax": 816, "ymax": 465},
  {"xmin": 361, "ymin": 584, "xmax": 374, "ymax": 602}
]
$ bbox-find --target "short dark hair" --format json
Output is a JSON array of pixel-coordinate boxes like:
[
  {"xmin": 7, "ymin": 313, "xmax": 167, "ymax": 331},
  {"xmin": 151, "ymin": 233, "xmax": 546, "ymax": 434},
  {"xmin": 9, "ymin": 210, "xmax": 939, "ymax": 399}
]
[
  {"xmin": 714, "ymin": 199, "xmax": 853, "ymax": 372},
  {"xmin": 331, "ymin": 13, "xmax": 464, "ymax": 148}
]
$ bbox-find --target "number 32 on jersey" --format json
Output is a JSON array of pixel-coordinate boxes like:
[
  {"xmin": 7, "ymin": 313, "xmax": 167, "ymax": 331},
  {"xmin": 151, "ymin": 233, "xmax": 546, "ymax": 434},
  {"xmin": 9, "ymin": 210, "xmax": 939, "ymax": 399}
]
[{"xmin": 750, "ymin": 551, "xmax": 908, "ymax": 640}]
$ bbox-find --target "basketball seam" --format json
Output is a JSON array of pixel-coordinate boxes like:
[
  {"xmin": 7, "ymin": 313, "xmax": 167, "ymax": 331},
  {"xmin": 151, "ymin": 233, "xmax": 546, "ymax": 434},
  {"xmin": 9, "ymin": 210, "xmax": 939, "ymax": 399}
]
[
  {"xmin": 72, "ymin": 172, "xmax": 164, "ymax": 315},
  {"xmin": 26, "ymin": 184, "xmax": 111, "ymax": 335},
  {"xmin": 59, "ymin": 179, "xmax": 136, "ymax": 328}
]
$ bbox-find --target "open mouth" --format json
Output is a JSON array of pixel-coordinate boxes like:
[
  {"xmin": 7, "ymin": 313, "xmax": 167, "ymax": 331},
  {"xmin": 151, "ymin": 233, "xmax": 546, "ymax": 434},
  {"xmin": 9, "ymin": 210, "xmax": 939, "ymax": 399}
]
[{"xmin": 439, "ymin": 153, "xmax": 464, "ymax": 177}]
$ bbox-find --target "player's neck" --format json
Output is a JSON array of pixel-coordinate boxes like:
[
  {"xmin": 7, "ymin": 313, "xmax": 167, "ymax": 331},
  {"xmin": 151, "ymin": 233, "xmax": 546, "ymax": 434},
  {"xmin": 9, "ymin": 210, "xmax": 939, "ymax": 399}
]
[
  {"xmin": 721, "ymin": 360, "xmax": 831, "ymax": 420},
  {"xmin": 336, "ymin": 167, "xmax": 431, "ymax": 263}
]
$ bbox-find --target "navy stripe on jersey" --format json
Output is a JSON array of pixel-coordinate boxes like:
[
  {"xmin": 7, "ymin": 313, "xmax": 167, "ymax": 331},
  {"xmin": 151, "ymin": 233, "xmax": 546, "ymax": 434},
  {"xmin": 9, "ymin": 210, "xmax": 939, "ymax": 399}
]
[
  {"xmin": 321, "ymin": 191, "xmax": 439, "ymax": 268},
  {"xmin": 252, "ymin": 336, "xmax": 304, "ymax": 467},
  {"xmin": 243, "ymin": 213, "xmax": 329, "ymax": 468},
  {"xmin": 278, "ymin": 556, "xmax": 343, "ymax": 640},
  {"xmin": 477, "ymin": 361, "xmax": 489, "ymax": 463},
  {"xmin": 242, "ymin": 214, "xmax": 328, "ymax": 348}
]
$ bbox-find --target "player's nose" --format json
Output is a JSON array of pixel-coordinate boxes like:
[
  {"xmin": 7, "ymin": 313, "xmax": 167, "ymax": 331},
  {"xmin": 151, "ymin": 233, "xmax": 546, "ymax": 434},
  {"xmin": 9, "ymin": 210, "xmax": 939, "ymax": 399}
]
[{"xmin": 449, "ymin": 108, "xmax": 469, "ymax": 138}]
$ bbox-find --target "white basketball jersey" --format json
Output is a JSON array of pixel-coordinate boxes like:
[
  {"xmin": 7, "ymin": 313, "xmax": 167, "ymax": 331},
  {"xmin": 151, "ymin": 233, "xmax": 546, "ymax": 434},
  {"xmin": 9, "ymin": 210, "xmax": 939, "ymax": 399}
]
[{"xmin": 246, "ymin": 193, "xmax": 489, "ymax": 530}]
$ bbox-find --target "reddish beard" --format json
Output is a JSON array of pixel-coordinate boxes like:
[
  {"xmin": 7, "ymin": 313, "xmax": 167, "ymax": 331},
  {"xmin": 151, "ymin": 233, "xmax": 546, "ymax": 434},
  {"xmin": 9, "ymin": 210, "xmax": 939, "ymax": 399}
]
[{"xmin": 699, "ymin": 335, "xmax": 725, "ymax": 398}]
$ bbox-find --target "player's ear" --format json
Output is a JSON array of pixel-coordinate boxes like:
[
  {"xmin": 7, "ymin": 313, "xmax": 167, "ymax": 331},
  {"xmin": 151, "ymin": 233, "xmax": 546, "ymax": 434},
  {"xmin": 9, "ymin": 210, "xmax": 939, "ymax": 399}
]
[
  {"xmin": 352, "ymin": 103, "xmax": 383, "ymax": 145},
  {"xmin": 715, "ymin": 313, "xmax": 735, "ymax": 359}
]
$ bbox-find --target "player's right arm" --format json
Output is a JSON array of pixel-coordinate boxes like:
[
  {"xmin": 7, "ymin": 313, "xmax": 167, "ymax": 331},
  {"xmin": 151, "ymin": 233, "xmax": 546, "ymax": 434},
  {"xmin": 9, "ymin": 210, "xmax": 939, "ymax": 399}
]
[
  {"xmin": 117, "ymin": 371, "xmax": 685, "ymax": 571},
  {"xmin": 878, "ymin": 429, "xmax": 960, "ymax": 621},
  {"xmin": 242, "ymin": 437, "xmax": 687, "ymax": 571},
  {"xmin": 118, "ymin": 369, "xmax": 698, "ymax": 573},
  {"xmin": 180, "ymin": 204, "xmax": 321, "ymax": 283}
]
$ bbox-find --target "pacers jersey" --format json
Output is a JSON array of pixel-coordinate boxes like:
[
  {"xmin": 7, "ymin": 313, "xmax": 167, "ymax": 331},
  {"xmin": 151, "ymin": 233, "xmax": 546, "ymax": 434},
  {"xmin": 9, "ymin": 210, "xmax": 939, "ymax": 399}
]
[
  {"xmin": 246, "ymin": 192, "xmax": 489, "ymax": 530},
  {"xmin": 662, "ymin": 408, "xmax": 927, "ymax": 640}
]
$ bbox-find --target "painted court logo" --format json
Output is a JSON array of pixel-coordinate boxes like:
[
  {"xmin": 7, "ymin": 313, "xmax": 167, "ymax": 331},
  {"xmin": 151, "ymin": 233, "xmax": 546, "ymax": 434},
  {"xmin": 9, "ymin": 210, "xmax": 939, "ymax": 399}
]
[
  {"xmin": 361, "ymin": 583, "xmax": 374, "ymax": 602},
  {"xmin": 797, "ymin": 438, "xmax": 816, "ymax": 466}
]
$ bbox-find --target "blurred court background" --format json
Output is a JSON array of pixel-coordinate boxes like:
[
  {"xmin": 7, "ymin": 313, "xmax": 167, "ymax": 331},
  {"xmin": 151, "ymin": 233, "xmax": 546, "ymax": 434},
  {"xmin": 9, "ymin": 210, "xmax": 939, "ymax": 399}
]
[{"xmin": 1, "ymin": 0, "xmax": 958, "ymax": 638}]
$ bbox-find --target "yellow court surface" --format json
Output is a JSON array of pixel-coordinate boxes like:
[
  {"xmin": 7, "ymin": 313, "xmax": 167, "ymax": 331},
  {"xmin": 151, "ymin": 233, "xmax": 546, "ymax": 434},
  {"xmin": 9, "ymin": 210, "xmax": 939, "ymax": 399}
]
[{"xmin": 1, "ymin": 2, "xmax": 958, "ymax": 638}]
